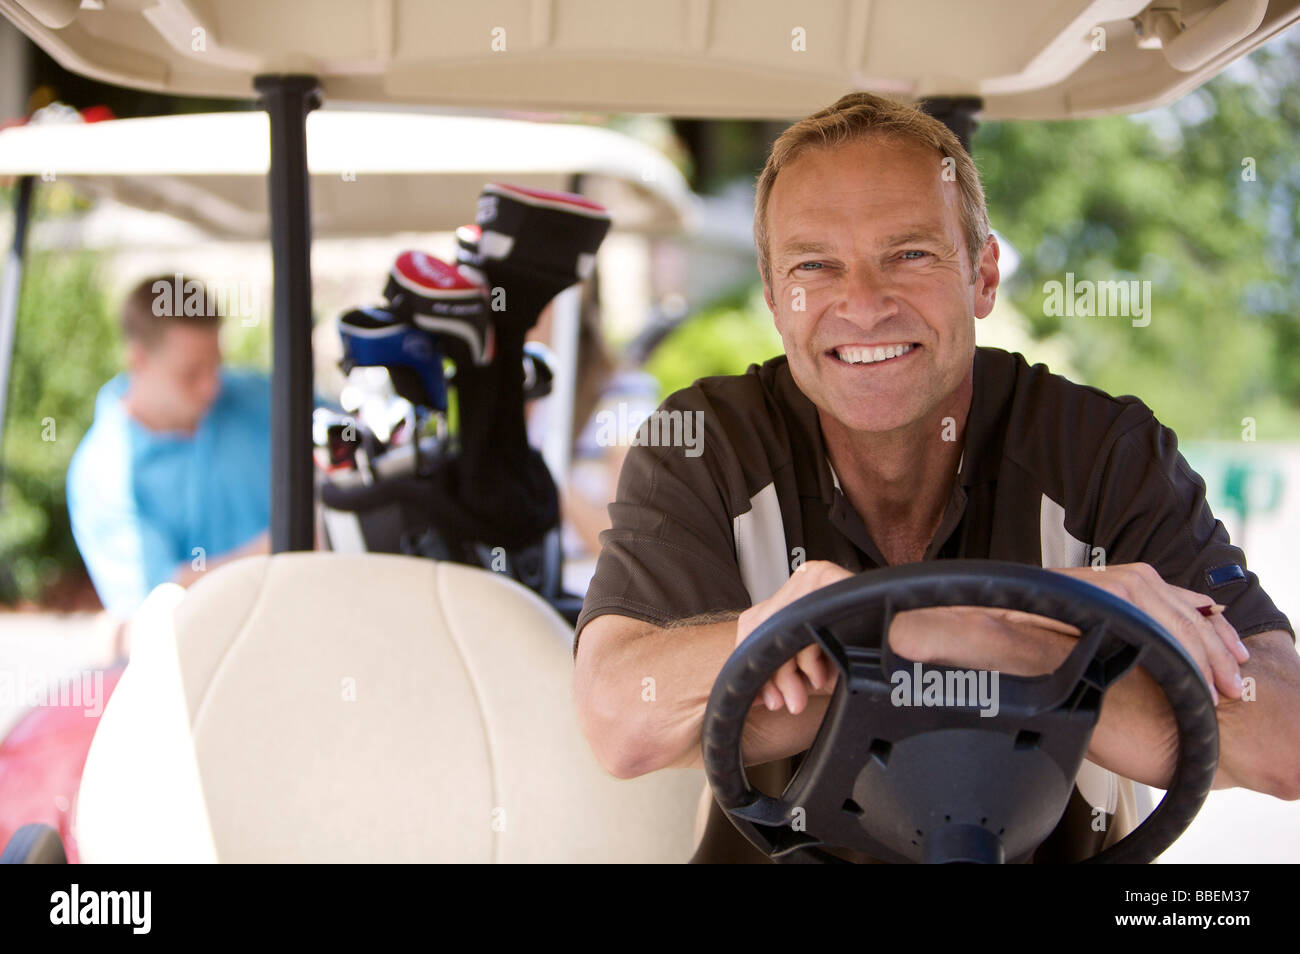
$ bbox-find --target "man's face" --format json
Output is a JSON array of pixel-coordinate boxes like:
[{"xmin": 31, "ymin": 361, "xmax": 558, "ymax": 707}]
[
  {"xmin": 130, "ymin": 324, "xmax": 223, "ymax": 430},
  {"xmin": 762, "ymin": 135, "xmax": 999, "ymax": 434}
]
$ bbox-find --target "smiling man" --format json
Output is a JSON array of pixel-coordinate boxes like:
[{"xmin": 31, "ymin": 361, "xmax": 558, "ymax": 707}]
[{"xmin": 573, "ymin": 93, "xmax": 1299, "ymax": 863}]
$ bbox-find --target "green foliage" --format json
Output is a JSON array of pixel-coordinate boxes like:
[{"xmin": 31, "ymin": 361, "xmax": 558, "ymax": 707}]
[
  {"xmin": 221, "ymin": 306, "xmax": 272, "ymax": 371},
  {"xmin": 0, "ymin": 251, "xmax": 120, "ymax": 603},
  {"xmin": 975, "ymin": 36, "xmax": 1300, "ymax": 439},
  {"xmin": 645, "ymin": 283, "xmax": 783, "ymax": 397}
]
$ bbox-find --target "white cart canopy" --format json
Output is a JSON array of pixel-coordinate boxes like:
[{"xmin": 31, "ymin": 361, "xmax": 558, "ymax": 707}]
[
  {"xmin": 1, "ymin": 0, "xmax": 1296, "ymax": 120},
  {"xmin": 0, "ymin": 110, "xmax": 694, "ymax": 238}
]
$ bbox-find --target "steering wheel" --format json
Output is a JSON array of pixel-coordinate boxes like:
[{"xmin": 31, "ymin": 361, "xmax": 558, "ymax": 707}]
[{"xmin": 700, "ymin": 560, "xmax": 1218, "ymax": 864}]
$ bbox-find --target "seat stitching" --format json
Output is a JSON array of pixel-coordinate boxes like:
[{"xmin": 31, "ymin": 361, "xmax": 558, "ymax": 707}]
[
  {"xmin": 184, "ymin": 557, "xmax": 275, "ymax": 860},
  {"xmin": 191, "ymin": 556, "xmax": 274, "ymax": 736},
  {"xmin": 431, "ymin": 561, "xmax": 501, "ymax": 864}
]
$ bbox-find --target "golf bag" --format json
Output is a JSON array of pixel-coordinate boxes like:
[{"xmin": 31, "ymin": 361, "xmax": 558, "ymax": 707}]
[{"xmin": 317, "ymin": 183, "xmax": 611, "ymax": 613}]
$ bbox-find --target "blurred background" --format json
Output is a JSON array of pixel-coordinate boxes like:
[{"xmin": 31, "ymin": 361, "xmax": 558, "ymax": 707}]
[{"xmin": 0, "ymin": 16, "xmax": 1295, "ymax": 861}]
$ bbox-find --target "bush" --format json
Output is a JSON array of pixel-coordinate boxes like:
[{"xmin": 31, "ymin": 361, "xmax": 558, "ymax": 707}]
[
  {"xmin": 645, "ymin": 283, "xmax": 783, "ymax": 398},
  {"xmin": 0, "ymin": 250, "xmax": 120, "ymax": 604}
]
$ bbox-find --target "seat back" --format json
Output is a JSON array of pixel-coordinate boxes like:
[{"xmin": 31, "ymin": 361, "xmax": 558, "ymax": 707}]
[{"xmin": 76, "ymin": 553, "xmax": 703, "ymax": 862}]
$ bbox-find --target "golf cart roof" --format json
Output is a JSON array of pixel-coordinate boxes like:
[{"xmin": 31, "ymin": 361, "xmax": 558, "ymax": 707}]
[
  {"xmin": 0, "ymin": 110, "xmax": 694, "ymax": 238},
  {"xmin": 2, "ymin": 0, "xmax": 1297, "ymax": 119}
]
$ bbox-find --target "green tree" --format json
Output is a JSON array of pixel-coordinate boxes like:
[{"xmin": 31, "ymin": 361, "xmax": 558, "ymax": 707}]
[
  {"xmin": 0, "ymin": 250, "xmax": 120, "ymax": 603},
  {"xmin": 975, "ymin": 34, "xmax": 1300, "ymax": 439},
  {"xmin": 646, "ymin": 283, "xmax": 781, "ymax": 397}
]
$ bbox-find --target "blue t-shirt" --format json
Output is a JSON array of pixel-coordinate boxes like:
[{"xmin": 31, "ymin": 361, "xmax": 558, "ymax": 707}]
[{"xmin": 66, "ymin": 368, "xmax": 272, "ymax": 617}]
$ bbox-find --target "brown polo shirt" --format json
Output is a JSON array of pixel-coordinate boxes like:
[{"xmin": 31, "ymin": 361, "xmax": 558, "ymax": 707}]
[{"xmin": 575, "ymin": 346, "xmax": 1293, "ymax": 863}]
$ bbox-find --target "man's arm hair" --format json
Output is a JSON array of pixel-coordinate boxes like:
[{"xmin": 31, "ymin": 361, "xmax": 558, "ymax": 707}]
[{"xmin": 662, "ymin": 609, "xmax": 743, "ymax": 629}]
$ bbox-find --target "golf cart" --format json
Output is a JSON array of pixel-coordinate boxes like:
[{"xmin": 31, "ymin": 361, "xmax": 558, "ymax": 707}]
[{"xmin": 1, "ymin": 0, "xmax": 1295, "ymax": 863}]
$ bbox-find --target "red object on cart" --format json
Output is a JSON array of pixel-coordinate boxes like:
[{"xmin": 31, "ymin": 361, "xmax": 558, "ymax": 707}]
[{"xmin": 0, "ymin": 662, "xmax": 126, "ymax": 863}]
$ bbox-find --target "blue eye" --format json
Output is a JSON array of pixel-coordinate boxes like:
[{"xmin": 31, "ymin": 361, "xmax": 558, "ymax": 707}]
[
  {"xmin": 901, "ymin": 250, "xmax": 929, "ymax": 260},
  {"xmin": 797, "ymin": 262, "xmax": 824, "ymax": 270}
]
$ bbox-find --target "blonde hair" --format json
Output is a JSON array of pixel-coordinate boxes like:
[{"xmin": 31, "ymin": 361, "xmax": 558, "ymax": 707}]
[{"xmin": 753, "ymin": 92, "xmax": 990, "ymax": 289}]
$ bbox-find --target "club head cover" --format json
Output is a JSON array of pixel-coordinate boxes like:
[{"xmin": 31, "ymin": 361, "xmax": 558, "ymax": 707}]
[
  {"xmin": 455, "ymin": 223, "xmax": 487, "ymax": 287},
  {"xmin": 338, "ymin": 306, "xmax": 448, "ymax": 412},
  {"xmin": 384, "ymin": 250, "xmax": 495, "ymax": 368},
  {"xmin": 473, "ymin": 183, "xmax": 611, "ymax": 331}
]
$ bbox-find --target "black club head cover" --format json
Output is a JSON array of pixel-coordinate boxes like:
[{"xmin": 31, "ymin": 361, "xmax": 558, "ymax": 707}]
[
  {"xmin": 455, "ymin": 223, "xmax": 487, "ymax": 287},
  {"xmin": 384, "ymin": 250, "xmax": 495, "ymax": 369},
  {"xmin": 473, "ymin": 183, "xmax": 612, "ymax": 333}
]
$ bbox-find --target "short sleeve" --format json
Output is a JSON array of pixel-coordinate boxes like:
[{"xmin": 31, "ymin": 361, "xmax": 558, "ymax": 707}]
[
  {"xmin": 574, "ymin": 385, "xmax": 753, "ymax": 652},
  {"xmin": 67, "ymin": 446, "xmax": 179, "ymax": 618},
  {"xmin": 1092, "ymin": 414, "xmax": 1293, "ymax": 642}
]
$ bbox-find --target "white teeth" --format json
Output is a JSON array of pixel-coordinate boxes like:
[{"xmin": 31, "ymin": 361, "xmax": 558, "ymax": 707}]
[{"xmin": 835, "ymin": 343, "xmax": 915, "ymax": 364}]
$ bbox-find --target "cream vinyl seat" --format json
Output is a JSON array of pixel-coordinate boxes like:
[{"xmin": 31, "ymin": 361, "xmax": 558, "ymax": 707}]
[{"xmin": 74, "ymin": 553, "xmax": 704, "ymax": 863}]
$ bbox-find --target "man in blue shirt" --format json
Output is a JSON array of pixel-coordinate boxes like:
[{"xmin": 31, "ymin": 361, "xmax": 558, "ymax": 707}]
[{"xmin": 67, "ymin": 274, "xmax": 272, "ymax": 633}]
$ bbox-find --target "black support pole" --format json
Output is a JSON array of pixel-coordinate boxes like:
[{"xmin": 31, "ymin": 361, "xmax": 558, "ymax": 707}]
[
  {"xmin": 919, "ymin": 96, "xmax": 984, "ymax": 154},
  {"xmin": 255, "ymin": 75, "xmax": 321, "ymax": 553}
]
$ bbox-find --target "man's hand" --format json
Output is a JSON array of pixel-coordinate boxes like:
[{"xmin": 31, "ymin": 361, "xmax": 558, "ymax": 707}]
[
  {"xmin": 1049, "ymin": 562, "xmax": 1250, "ymax": 705},
  {"xmin": 736, "ymin": 560, "xmax": 853, "ymax": 715}
]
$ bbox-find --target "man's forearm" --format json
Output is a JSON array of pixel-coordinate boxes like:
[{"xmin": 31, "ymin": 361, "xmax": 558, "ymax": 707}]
[
  {"xmin": 666, "ymin": 694, "xmax": 832, "ymax": 770},
  {"xmin": 992, "ymin": 624, "xmax": 1300, "ymax": 796},
  {"xmin": 584, "ymin": 612, "xmax": 830, "ymax": 776},
  {"xmin": 1075, "ymin": 630, "xmax": 1300, "ymax": 795},
  {"xmin": 580, "ymin": 614, "xmax": 735, "ymax": 776},
  {"xmin": 1199, "ymin": 632, "xmax": 1300, "ymax": 798},
  {"xmin": 918, "ymin": 612, "xmax": 1300, "ymax": 795}
]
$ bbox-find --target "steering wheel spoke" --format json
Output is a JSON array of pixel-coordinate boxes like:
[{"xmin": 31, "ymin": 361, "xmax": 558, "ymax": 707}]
[{"xmin": 802, "ymin": 621, "xmax": 853, "ymax": 681}]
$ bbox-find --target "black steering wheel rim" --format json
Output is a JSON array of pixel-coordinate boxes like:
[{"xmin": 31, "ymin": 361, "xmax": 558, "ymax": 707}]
[{"xmin": 701, "ymin": 560, "xmax": 1219, "ymax": 864}]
